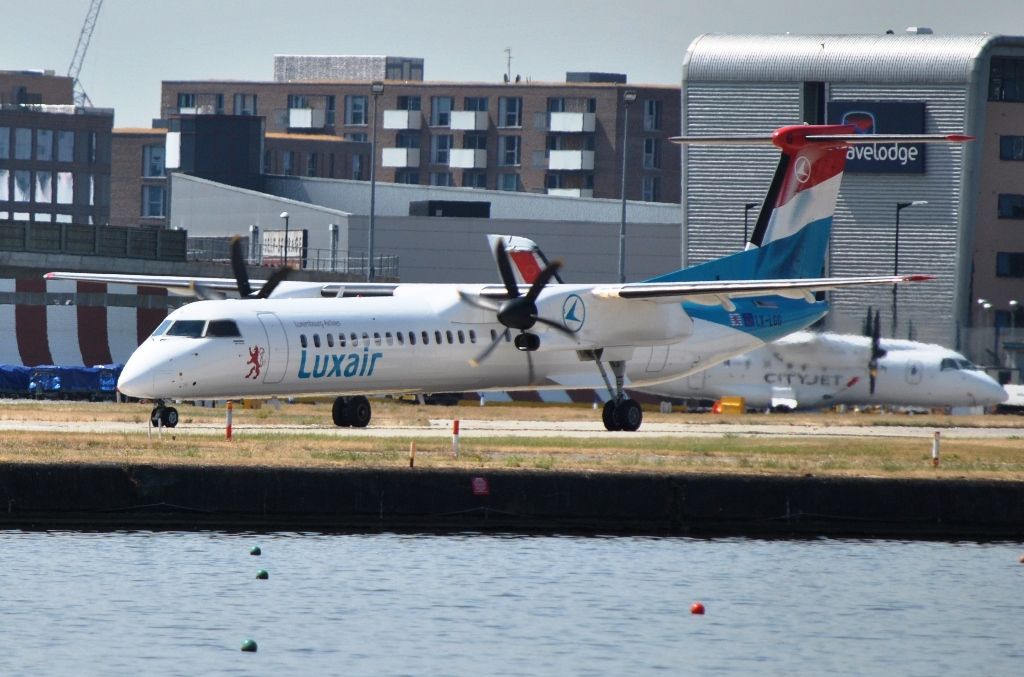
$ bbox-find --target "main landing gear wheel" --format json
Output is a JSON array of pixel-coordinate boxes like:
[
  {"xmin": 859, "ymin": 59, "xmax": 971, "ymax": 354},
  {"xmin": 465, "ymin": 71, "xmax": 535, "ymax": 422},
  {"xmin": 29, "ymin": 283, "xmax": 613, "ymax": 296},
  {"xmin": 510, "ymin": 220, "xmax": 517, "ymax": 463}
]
[
  {"xmin": 602, "ymin": 398, "xmax": 643, "ymax": 432},
  {"xmin": 332, "ymin": 396, "xmax": 372, "ymax": 428},
  {"xmin": 150, "ymin": 405, "xmax": 178, "ymax": 428}
]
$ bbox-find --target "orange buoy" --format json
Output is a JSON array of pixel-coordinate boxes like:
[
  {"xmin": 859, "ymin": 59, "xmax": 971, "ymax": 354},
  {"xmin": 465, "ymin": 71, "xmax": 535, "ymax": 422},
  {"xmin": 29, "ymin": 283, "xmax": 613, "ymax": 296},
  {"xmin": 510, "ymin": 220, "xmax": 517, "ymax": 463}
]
[{"xmin": 690, "ymin": 602, "xmax": 705, "ymax": 615}]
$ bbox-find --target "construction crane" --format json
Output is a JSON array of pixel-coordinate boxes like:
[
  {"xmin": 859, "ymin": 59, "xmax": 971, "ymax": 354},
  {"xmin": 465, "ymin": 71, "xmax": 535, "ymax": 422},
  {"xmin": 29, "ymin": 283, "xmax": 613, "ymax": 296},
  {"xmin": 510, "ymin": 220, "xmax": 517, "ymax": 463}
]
[{"xmin": 67, "ymin": 0, "xmax": 104, "ymax": 107}]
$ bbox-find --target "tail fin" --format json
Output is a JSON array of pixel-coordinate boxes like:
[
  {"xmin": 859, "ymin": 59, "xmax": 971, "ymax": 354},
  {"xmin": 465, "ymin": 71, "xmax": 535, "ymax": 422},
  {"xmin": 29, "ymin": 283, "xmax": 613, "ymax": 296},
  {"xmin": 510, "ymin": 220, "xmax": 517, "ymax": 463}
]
[{"xmin": 651, "ymin": 124, "xmax": 854, "ymax": 283}]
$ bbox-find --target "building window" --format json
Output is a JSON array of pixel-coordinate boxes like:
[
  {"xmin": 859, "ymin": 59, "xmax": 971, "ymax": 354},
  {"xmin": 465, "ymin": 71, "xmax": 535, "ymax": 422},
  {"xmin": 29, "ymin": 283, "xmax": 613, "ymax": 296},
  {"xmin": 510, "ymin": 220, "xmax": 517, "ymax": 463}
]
[
  {"xmin": 430, "ymin": 97, "xmax": 454, "ymax": 126},
  {"xmin": 143, "ymin": 145, "xmax": 165, "ymax": 177},
  {"xmin": 498, "ymin": 173, "xmax": 520, "ymax": 192},
  {"xmin": 545, "ymin": 173, "xmax": 562, "ymax": 189},
  {"xmin": 15, "ymin": 128, "xmax": 31, "ymax": 160},
  {"xmin": 998, "ymin": 194, "xmax": 1024, "ymax": 219},
  {"xmin": 462, "ymin": 171, "xmax": 487, "ymax": 188},
  {"xmin": 345, "ymin": 95, "xmax": 368, "ymax": 125},
  {"xmin": 57, "ymin": 131, "xmax": 74, "ymax": 162},
  {"xmin": 642, "ymin": 176, "xmax": 660, "ymax": 201},
  {"xmin": 644, "ymin": 100, "xmax": 662, "ymax": 131},
  {"xmin": 464, "ymin": 133, "xmax": 487, "ymax": 150},
  {"xmin": 643, "ymin": 138, "xmax": 660, "ymax": 169},
  {"xmin": 396, "ymin": 131, "xmax": 420, "ymax": 149},
  {"xmin": 1000, "ymin": 135, "xmax": 1024, "ymax": 160},
  {"xmin": 351, "ymin": 155, "xmax": 364, "ymax": 180},
  {"xmin": 547, "ymin": 98, "xmax": 565, "ymax": 113},
  {"xmin": 990, "ymin": 57, "xmax": 1024, "ymax": 102},
  {"xmin": 498, "ymin": 135, "xmax": 520, "ymax": 166},
  {"xmin": 395, "ymin": 169, "xmax": 420, "ymax": 185},
  {"xmin": 83, "ymin": 132, "xmax": 96, "ymax": 163},
  {"xmin": 287, "ymin": 94, "xmax": 309, "ymax": 109},
  {"xmin": 56, "ymin": 172, "xmax": 73, "ymax": 204},
  {"xmin": 307, "ymin": 153, "xmax": 318, "ymax": 176},
  {"xmin": 36, "ymin": 130, "xmax": 53, "ymax": 160},
  {"xmin": 34, "ymin": 171, "xmax": 52, "ymax": 203},
  {"xmin": 283, "ymin": 151, "xmax": 296, "ymax": 175},
  {"xmin": 345, "ymin": 132, "xmax": 368, "ymax": 143},
  {"xmin": 177, "ymin": 93, "xmax": 196, "ymax": 110},
  {"xmin": 498, "ymin": 97, "xmax": 522, "ymax": 127},
  {"xmin": 326, "ymin": 95, "xmax": 336, "ymax": 125},
  {"xmin": 13, "ymin": 170, "xmax": 30, "ymax": 201},
  {"xmin": 0, "ymin": 127, "xmax": 8, "ymax": 159},
  {"xmin": 142, "ymin": 186, "xmax": 166, "ymax": 217},
  {"xmin": 430, "ymin": 171, "xmax": 453, "ymax": 186},
  {"xmin": 464, "ymin": 97, "xmax": 488, "ymax": 112},
  {"xmin": 997, "ymin": 252, "xmax": 1024, "ymax": 277},
  {"xmin": 233, "ymin": 93, "xmax": 257, "ymax": 115},
  {"xmin": 0, "ymin": 169, "xmax": 7, "ymax": 200},
  {"xmin": 397, "ymin": 96, "xmax": 421, "ymax": 111},
  {"xmin": 430, "ymin": 135, "xmax": 452, "ymax": 164}
]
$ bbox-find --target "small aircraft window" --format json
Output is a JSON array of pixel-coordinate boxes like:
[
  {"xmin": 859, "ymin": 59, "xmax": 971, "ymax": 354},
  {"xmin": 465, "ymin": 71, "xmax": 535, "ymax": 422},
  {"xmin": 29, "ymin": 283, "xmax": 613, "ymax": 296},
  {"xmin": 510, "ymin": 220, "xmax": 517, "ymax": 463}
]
[
  {"xmin": 940, "ymin": 358, "xmax": 958, "ymax": 371},
  {"xmin": 300, "ymin": 334, "xmax": 308, "ymax": 349},
  {"xmin": 457, "ymin": 330, "xmax": 465, "ymax": 344},
  {"xmin": 408, "ymin": 332, "xmax": 416, "ymax": 346},
  {"xmin": 338, "ymin": 334, "xmax": 346, "ymax": 347},
  {"xmin": 327, "ymin": 334, "xmax": 334, "ymax": 348},
  {"xmin": 350, "ymin": 332, "xmax": 358, "ymax": 346},
  {"xmin": 313, "ymin": 334, "xmax": 321, "ymax": 348},
  {"xmin": 372, "ymin": 332, "xmax": 380, "ymax": 346},
  {"xmin": 468, "ymin": 330, "xmax": 477, "ymax": 344},
  {"xmin": 166, "ymin": 320, "xmax": 206, "ymax": 338},
  {"xmin": 205, "ymin": 320, "xmax": 241, "ymax": 338},
  {"xmin": 435, "ymin": 330, "xmax": 443, "ymax": 345},
  {"xmin": 445, "ymin": 330, "xmax": 454, "ymax": 344},
  {"xmin": 151, "ymin": 319, "xmax": 173, "ymax": 337},
  {"xmin": 362, "ymin": 332, "xmax": 371, "ymax": 347},
  {"xmin": 421, "ymin": 331, "xmax": 429, "ymax": 345},
  {"xmin": 395, "ymin": 332, "xmax": 403, "ymax": 346}
]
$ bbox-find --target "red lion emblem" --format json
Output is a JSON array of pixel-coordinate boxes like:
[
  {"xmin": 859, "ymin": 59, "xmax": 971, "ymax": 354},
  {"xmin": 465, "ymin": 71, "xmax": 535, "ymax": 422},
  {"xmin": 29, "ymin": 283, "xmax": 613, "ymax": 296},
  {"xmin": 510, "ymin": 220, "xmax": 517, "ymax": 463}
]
[{"xmin": 245, "ymin": 345, "xmax": 265, "ymax": 379}]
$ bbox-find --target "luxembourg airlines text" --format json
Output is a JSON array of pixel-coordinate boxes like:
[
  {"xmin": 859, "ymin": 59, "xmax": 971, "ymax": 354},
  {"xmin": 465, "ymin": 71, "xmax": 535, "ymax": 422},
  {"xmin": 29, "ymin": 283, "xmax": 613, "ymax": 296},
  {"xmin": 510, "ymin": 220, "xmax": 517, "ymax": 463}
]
[{"xmin": 297, "ymin": 347, "xmax": 384, "ymax": 379}]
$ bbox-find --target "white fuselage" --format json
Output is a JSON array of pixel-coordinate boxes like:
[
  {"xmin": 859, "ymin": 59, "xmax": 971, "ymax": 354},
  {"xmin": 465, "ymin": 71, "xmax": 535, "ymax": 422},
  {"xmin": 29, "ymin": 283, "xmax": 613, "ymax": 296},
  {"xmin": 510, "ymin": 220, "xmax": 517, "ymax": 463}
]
[
  {"xmin": 117, "ymin": 284, "xmax": 770, "ymax": 401},
  {"xmin": 639, "ymin": 332, "xmax": 1008, "ymax": 409}
]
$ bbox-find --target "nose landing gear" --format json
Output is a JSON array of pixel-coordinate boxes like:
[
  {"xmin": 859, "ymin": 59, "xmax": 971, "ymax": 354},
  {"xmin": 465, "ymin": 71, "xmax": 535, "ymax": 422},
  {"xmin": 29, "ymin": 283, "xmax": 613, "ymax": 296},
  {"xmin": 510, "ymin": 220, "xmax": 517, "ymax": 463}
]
[
  {"xmin": 150, "ymin": 401, "xmax": 179, "ymax": 428},
  {"xmin": 595, "ymin": 358, "xmax": 643, "ymax": 431}
]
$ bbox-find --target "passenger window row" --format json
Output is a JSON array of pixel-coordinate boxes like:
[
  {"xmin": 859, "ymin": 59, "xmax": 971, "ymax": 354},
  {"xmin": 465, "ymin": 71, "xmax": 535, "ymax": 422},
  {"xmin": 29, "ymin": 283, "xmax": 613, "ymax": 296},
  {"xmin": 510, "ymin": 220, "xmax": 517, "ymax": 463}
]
[{"xmin": 298, "ymin": 328, "xmax": 488, "ymax": 349}]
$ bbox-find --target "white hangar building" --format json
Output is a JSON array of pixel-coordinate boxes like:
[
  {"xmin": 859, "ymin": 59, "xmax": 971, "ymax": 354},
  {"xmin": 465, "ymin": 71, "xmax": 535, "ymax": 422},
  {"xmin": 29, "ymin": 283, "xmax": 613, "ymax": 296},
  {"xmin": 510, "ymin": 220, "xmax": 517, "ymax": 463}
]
[{"xmin": 681, "ymin": 32, "xmax": 1024, "ymax": 375}]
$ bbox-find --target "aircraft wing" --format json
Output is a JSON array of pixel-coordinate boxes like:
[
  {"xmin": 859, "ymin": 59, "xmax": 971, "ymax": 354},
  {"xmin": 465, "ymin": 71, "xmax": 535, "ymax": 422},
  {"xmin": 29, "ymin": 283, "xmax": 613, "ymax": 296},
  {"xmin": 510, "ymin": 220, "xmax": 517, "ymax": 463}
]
[
  {"xmin": 587, "ymin": 274, "xmax": 933, "ymax": 308},
  {"xmin": 44, "ymin": 272, "xmax": 399, "ymax": 298}
]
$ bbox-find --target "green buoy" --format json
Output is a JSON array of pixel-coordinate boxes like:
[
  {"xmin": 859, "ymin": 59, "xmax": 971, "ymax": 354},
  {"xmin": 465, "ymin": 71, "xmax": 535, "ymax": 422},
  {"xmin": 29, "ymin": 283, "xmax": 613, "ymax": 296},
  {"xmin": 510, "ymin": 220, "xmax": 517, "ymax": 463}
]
[
  {"xmin": 240, "ymin": 639, "xmax": 258, "ymax": 652},
  {"xmin": 256, "ymin": 569, "xmax": 269, "ymax": 580},
  {"xmin": 250, "ymin": 546, "xmax": 261, "ymax": 556}
]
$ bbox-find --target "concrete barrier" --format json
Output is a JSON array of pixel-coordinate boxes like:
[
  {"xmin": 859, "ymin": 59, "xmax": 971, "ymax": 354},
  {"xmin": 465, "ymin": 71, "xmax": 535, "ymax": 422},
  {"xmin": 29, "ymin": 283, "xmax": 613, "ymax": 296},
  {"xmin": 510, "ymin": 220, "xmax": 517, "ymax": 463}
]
[{"xmin": 0, "ymin": 463, "xmax": 1022, "ymax": 538}]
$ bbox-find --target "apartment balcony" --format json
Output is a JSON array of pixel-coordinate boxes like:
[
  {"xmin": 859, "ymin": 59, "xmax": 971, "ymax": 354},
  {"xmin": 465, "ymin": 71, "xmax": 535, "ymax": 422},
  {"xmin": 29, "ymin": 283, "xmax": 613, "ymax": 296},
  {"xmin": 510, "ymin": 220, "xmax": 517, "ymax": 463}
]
[
  {"xmin": 382, "ymin": 148, "xmax": 421, "ymax": 167},
  {"xmin": 448, "ymin": 149, "xmax": 487, "ymax": 169},
  {"xmin": 546, "ymin": 188, "xmax": 594, "ymax": 198},
  {"xmin": 449, "ymin": 111, "xmax": 488, "ymax": 131},
  {"xmin": 289, "ymin": 108, "xmax": 326, "ymax": 129},
  {"xmin": 549, "ymin": 112, "xmax": 596, "ymax": 133},
  {"xmin": 548, "ymin": 150, "xmax": 595, "ymax": 171},
  {"xmin": 383, "ymin": 110, "xmax": 422, "ymax": 130}
]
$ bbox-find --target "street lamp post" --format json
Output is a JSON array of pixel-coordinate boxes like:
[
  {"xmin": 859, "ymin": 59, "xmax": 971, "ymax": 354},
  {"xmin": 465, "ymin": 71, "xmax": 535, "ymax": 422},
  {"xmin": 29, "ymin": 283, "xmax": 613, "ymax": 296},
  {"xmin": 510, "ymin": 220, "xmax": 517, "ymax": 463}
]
[
  {"xmin": 618, "ymin": 89, "xmax": 638, "ymax": 284},
  {"xmin": 743, "ymin": 202, "xmax": 758, "ymax": 247},
  {"xmin": 279, "ymin": 211, "xmax": 289, "ymax": 268},
  {"xmin": 1011, "ymin": 299, "xmax": 1019, "ymax": 335},
  {"xmin": 368, "ymin": 80, "xmax": 384, "ymax": 282},
  {"xmin": 892, "ymin": 200, "xmax": 927, "ymax": 335}
]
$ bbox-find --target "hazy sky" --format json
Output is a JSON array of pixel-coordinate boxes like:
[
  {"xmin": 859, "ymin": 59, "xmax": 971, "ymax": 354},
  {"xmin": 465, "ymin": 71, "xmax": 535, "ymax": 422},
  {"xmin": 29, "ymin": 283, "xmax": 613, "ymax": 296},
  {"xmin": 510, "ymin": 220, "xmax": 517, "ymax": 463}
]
[{"xmin": 3, "ymin": 0, "xmax": 1023, "ymax": 128}]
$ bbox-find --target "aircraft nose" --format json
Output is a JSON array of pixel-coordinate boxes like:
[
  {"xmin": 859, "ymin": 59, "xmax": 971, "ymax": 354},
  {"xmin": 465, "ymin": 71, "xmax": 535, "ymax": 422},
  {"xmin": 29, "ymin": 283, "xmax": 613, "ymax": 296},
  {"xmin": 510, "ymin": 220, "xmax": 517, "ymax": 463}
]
[
  {"xmin": 117, "ymin": 356, "xmax": 154, "ymax": 399},
  {"xmin": 969, "ymin": 374, "xmax": 1009, "ymax": 406}
]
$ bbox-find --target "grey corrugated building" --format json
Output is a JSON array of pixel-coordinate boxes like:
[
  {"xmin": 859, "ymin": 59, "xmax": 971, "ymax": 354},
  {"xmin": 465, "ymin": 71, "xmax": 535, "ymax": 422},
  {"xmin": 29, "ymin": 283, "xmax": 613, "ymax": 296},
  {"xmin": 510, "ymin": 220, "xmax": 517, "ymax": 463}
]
[{"xmin": 681, "ymin": 32, "xmax": 1024, "ymax": 377}]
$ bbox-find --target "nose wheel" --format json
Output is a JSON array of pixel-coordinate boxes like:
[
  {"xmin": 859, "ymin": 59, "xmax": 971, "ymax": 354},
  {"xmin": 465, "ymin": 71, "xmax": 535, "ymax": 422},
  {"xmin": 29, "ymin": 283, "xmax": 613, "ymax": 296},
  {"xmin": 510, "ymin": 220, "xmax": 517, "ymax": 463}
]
[
  {"xmin": 594, "ymin": 358, "xmax": 643, "ymax": 431},
  {"xmin": 150, "ymin": 403, "xmax": 179, "ymax": 428}
]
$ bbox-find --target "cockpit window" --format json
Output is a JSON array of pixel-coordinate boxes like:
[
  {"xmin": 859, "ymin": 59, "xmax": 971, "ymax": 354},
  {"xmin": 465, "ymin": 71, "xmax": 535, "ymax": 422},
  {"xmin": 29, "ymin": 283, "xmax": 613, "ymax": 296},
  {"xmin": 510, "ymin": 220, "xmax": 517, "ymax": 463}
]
[
  {"xmin": 165, "ymin": 320, "xmax": 206, "ymax": 338},
  {"xmin": 151, "ymin": 319, "xmax": 173, "ymax": 337},
  {"xmin": 958, "ymin": 359, "xmax": 979, "ymax": 370},
  {"xmin": 205, "ymin": 320, "xmax": 241, "ymax": 338},
  {"xmin": 940, "ymin": 358, "xmax": 958, "ymax": 371}
]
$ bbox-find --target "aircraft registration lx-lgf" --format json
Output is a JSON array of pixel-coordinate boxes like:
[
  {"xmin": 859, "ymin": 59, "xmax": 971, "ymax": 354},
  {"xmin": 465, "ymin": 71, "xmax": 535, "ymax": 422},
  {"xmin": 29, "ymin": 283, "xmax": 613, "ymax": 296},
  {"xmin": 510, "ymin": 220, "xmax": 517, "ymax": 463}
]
[{"xmin": 47, "ymin": 124, "xmax": 968, "ymax": 431}]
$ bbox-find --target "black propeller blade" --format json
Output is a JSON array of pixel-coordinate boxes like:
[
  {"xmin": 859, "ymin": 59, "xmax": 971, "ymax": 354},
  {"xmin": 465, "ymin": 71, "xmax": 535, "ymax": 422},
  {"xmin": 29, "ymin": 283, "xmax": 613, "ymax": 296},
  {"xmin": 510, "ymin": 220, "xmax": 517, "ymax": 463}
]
[
  {"xmin": 868, "ymin": 308, "xmax": 887, "ymax": 395},
  {"xmin": 228, "ymin": 235, "xmax": 290, "ymax": 299},
  {"xmin": 461, "ymin": 237, "xmax": 572, "ymax": 375}
]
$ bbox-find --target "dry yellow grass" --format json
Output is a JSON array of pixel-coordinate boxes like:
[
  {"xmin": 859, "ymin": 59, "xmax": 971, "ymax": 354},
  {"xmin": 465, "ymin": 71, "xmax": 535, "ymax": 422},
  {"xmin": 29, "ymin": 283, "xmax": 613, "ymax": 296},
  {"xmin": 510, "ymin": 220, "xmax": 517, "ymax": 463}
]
[{"xmin": 0, "ymin": 399, "xmax": 1022, "ymax": 480}]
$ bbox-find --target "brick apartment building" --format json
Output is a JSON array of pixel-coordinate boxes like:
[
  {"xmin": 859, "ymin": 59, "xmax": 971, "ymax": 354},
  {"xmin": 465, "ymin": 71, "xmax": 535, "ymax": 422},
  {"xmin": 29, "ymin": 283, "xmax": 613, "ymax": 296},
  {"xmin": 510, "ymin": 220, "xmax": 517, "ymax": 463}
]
[
  {"xmin": 160, "ymin": 58, "xmax": 681, "ymax": 203},
  {"xmin": 1, "ymin": 70, "xmax": 113, "ymax": 226}
]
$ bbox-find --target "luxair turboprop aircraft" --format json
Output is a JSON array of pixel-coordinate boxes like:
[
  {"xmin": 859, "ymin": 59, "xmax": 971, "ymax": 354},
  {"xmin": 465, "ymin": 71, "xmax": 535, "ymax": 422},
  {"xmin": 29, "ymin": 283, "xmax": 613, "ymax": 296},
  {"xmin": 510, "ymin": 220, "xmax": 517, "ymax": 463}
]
[
  {"xmin": 496, "ymin": 242, "xmax": 1006, "ymax": 412},
  {"xmin": 47, "ymin": 124, "xmax": 967, "ymax": 431}
]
